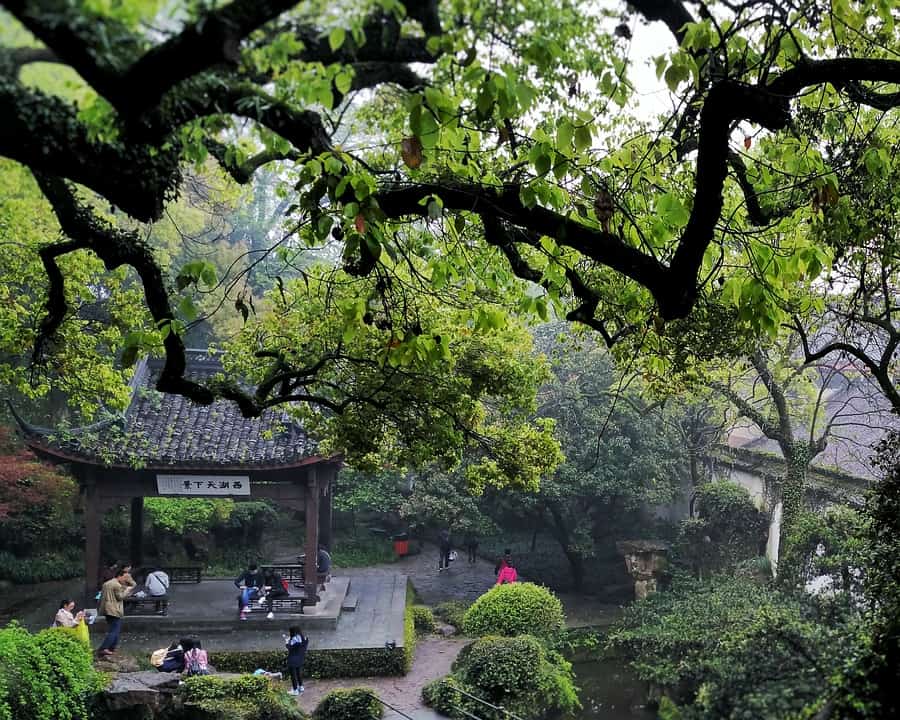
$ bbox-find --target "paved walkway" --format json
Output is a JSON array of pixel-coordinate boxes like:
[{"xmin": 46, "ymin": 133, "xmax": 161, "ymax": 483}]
[
  {"xmin": 296, "ymin": 635, "xmax": 467, "ymax": 719},
  {"xmin": 352, "ymin": 542, "xmax": 500, "ymax": 605}
]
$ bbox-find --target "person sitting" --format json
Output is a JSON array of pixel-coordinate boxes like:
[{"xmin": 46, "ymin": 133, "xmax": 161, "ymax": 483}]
[
  {"xmin": 145, "ymin": 568, "xmax": 170, "ymax": 596},
  {"xmin": 159, "ymin": 639, "xmax": 188, "ymax": 673},
  {"xmin": 235, "ymin": 563, "xmax": 264, "ymax": 619},
  {"xmin": 234, "ymin": 564, "xmax": 264, "ymax": 590},
  {"xmin": 128, "ymin": 567, "xmax": 170, "ymax": 614},
  {"xmin": 263, "ymin": 572, "xmax": 289, "ymax": 619},
  {"xmin": 497, "ymin": 562, "xmax": 518, "ymax": 585},
  {"xmin": 54, "ymin": 599, "xmax": 84, "ymax": 628},
  {"xmin": 183, "ymin": 638, "xmax": 210, "ymax": 676},
  {"xmin": 316, "ymin": 545, "xmax": 332, "ymax": 575}
]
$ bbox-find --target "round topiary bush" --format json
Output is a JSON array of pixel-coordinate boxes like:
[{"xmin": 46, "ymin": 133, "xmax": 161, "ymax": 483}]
[
  {"xmin": 312, "ymin": 688, "xmax": 382, "ymax": 720},
  {"xmin": 462, "ymin": 582, "xmax": 565, "ymax": 643},
  {"xmin": 410, "ymin": 605, "xmax": 436, "ymax": 635},
  {"xmin": 423, "ymin": 635, "xmax": 579, "ymax": 720}
]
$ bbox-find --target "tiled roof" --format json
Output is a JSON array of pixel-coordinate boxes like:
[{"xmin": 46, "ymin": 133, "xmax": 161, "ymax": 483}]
[{"xmin": 17, "ymin": 351, "xmax": 319, "ymax": 469}]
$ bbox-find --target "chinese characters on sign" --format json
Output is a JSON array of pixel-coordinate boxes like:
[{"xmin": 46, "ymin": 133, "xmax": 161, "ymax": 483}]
[{"xmin": 156, "ymin": 474, "xmax": 251, "ymax": 496}]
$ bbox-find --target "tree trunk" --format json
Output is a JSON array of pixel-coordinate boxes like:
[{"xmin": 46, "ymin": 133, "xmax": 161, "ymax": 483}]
[
  {"xmin": 546, "ymin": 503, "xmax": 585, "ymax": 591},
  {"xmin": 561, "ymin": 544, "xmax": 586, "ymax": 591},
  {"xmin": 767, "ymin": 446, "xmax": 809, "ymax": 576}
]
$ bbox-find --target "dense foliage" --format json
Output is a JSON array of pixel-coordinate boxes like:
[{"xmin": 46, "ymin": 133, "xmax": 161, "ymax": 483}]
[
  {"xmin": 0, "ymin": 427, "xmax": 82, "ymax": 581},
  {"xmin": 424, "ymin": 634, "xmax": 578, "ymax": 720},
  {"xmin": 673, "ymin": 481, "xmax": 768, "ymax": 578},
  {"xmin": 312, "ymin": 688, "xmax": 382, "ymax": 720},
  {"xmin": 0, "ymin": 624, "xmax": 101, "ymax": 720},
  {"xmin": 462, "ymin": 583, "xmax": 565, "ymax": 645},
  {"xmin": 178, "ymin": 675, "xmax": 306, "ymax": 720},
  {"xmin": 607, "ymin": 576, "xmax": 859, "ymax": 720}
]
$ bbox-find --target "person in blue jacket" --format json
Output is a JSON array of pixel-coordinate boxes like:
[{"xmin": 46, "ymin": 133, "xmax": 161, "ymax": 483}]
[
  {"xmin": 285, "ymin": 626, "xmax": 309, "ymax": 695},
  {"xmin": 235, "ymin": 564, "xmax": 264, "ymax": 618}
]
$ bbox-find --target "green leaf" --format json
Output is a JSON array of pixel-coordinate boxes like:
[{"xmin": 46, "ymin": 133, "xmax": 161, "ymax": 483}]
[
  {"xmin": 574, "ymin": 125, "xmax": 592, "ymax": 152},
  {"xmin": 177, "ymin": 296, "xmax": 199, "ymax": 322},
  {"xmin": 329, "ymin": 28, "xmax": 346, "ymax": 52},
  {"xmin": 335, "ymin": 70, "xmax": 353, "ymax": 94}
]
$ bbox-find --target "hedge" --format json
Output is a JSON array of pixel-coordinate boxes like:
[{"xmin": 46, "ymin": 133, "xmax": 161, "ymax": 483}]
[
  {"xmin": 312, "ymin": 688, "xmax": 382, "ymax": 720},
  {"xmin": 178, "ymin": 675, "xmax": 306, "ymax": 720},
  {"xmin": 410, "ymin": 605, "xmax": 436, "ymax": 636},
  {"xmin": 213, "ymin": 605, "xmax": 417, "ymax": 678}
]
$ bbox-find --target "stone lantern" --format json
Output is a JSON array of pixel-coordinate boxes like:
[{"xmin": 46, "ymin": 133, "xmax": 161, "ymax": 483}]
[{"xmin": 616, "ymin": 540, "xmax": 670, "ymax": 600}]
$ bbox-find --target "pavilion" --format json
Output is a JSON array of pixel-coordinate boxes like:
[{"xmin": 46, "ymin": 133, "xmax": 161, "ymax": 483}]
[{"xmin": 12, "ymin": 350, "xmax": 339, "ymax": 609}]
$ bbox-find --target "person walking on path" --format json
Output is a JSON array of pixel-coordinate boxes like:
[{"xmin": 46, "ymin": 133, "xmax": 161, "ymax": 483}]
[
  {"xmin": 496, "ymin": 562, "xmax": 518, "ymax": 585},
  {"xmin": 494, "ymin": 548, "xmax": 512, "ymax": 575},
  {"xmin": 438, "ymin": 529, "xmax": 452, "ymax": 572},
  {"xmin": 97, "ymin": 567, "xmax": 135, "ymax": 656},
  {"xmin": 285, "ymin": 626, "xmax": 309, "ymax": 695}
]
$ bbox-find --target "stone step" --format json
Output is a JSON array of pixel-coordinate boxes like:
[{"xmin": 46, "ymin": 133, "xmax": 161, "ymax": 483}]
[{"xmin": 340, "ymin": 595, "xmax": 359, "ymax": 612}]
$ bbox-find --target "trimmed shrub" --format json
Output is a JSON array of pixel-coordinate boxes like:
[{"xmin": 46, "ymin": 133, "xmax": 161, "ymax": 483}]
[
  {"xmin": 674, "ymin": 481, "xmax": 767, "ymax": 577},
  {"xmin": 0, "ymin": 623, "xmax": 102, "ymax": 720},
  {"xmin": 410, "ymin": 605, "xmax": 436, "ymax": 635},
  {"xmin": 178, "ymin": 674, "xmax": 306, "ymax": 720},
  {"xmin": 462, "ymin": 583, "xmax": 565, "ymax": 643},
  {"xmin": 312, "ymin": 688, "xmax": 382, "ymax": 720},
  {"xmin": 433, "ymin": 601, "xmax": 468, "ymax": 630},
  {"xmin": 423, "ymin": 635, "xmax": 579, "ymax": 720},
  {"xmin": 0, "ymin": 549, "xmax": 82, "ymax": 583},
  {"xmin": 211, "ymin": 646, "xmax": 408, "ymax": 679}
]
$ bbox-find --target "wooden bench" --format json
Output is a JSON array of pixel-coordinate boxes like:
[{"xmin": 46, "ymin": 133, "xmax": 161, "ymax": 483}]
[
  {"xmin": 163, "ymin": 566, "xmax": 202, "ymax": 583},
  {"xmin": 248, "ymin": 592, "xmax": 311, "ymax": 614},
  {"xmin": 293, "ymin": 556, "xmax": 330, "ymax": 588},
  {"xmin": 260, "ymin": 564, "xmax": 304, "ymax": 585},
  {"xmin": 125, "ymin": 594, "xmax": 169, "ymax": 615}
]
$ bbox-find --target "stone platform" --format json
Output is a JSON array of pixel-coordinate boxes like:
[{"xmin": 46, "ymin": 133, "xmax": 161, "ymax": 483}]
[
  {"xmin": 93, "ymin": 572, "xmax": 408, "ymax": 655},
  {"xmin": 94, "ymin": 576, "xmax": 352, "ymax": 632}
]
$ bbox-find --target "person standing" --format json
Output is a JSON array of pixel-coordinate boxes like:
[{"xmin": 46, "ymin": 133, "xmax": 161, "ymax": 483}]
[
  {"xmin": 97, "ymin": 568, "xmax": 135, "ymax": 657},
  {"xmin": 285, "ymin": 626, "xmax": 309, "ymax": 695},
  {"xmin": 438, "ymin": 528, "xmax": 452, "ymax": 572}
]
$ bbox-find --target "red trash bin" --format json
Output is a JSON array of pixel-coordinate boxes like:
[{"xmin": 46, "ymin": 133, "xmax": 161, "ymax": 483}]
[{"xmin": 393, "ymin": 533, "xmax": 409, "ymax": 556}]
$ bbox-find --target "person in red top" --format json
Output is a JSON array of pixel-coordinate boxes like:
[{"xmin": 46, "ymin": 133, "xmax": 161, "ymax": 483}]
[{"xmin": 497, "ymin": 562, "xmax": 518, "ymax": 585}]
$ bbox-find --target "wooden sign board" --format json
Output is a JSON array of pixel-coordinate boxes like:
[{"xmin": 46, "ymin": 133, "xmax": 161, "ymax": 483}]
[{"xmin": 156, "ymin": 474, "xmax": 251, "ymax": 496}]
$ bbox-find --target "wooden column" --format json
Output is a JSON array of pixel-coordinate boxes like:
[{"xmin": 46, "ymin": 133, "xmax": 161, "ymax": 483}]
[
  {"xmin": 304, "ymin": 466, "xmax": 320, "ymax": 603},
  {"xmin": 84, "ymin": 474, "xmax": 101, "ymax": 608},
  {"xmin": 318, "ymin": 466, "xmax": 333, "ymax": 551},
  {"xmin": 130, "ymin": 497, "xmax": 144, "ymax": 567}
]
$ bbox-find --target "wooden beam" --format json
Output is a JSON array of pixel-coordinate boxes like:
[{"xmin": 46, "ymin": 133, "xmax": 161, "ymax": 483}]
[
  {"xmin": 318, "ymin": 465, "xmax": 333, "ymax": 551},
  {"xmin": 130, "ymin": 496, "xmax": 144, "ymax": 567},
  {"xmin": 304, "ymin": 465, "xmax": 319, "ymax": 603},
  {"xmin": 83, "ymin": 472, "xmax": 101, "ymax": 608}
]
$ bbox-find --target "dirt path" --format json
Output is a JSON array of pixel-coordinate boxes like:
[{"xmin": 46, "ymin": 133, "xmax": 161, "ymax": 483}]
[{"xmin": 296, "ymin": 636, "xmax": 468, "ymax": 715}]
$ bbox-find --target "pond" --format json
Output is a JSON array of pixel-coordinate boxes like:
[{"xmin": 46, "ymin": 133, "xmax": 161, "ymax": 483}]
[{"xmin": 565, "ymin": 659, "xmax": 656, "ymax": 720}]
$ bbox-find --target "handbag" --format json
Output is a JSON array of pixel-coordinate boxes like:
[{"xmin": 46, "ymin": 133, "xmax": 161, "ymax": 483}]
[{"xmin": 150, "ymin": 648, "xmax": 168, "ymax": 667}]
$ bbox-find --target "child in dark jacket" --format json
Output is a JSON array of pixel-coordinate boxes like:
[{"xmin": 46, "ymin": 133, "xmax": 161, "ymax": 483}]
[{"xmin": 285, "ymin": 626, "xmax": 309, "ymax": 695}]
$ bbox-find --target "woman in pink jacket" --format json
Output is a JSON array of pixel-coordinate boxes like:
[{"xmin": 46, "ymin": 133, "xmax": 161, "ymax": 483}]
[{"xmin": 496, "ymin": 563, "xmax": 518, "ymax": 585}]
